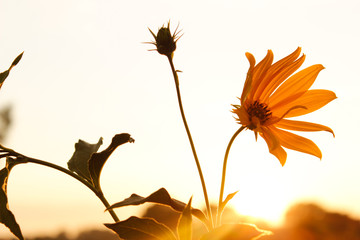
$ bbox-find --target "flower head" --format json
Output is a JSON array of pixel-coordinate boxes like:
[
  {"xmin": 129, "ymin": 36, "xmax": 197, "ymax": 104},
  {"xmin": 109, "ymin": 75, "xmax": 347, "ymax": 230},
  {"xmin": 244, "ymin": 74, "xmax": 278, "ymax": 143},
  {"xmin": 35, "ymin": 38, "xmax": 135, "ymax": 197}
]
[
  {"xmin": 232, "ymin": 47, "xmax": 336, "ymax": 166},
  {"xmin": 148, "ymin": 22, "xmax": 182, "ymax": 58}
]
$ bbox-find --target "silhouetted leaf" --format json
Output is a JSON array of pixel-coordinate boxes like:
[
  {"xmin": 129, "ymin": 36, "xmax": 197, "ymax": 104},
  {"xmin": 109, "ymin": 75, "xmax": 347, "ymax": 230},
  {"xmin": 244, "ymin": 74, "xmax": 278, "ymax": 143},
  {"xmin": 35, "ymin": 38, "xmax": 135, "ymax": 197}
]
[
  {"xmin": 67, "ymin": 133, "xmax": 134, "ymax": 191},
  {"xmin": 105, "ymin": 216, "xmax": 177, "ymax": 240},
  {"xmin": 67, "ymin": 138, "xmax": 103, "ymax": 182},
  {"xmin": 200, "ymin": 223, "xmax": 272, "ymax": 240},
  {"xmin": 0, "ymin": 52, "xmax": 23, "ymax": 89},
  {"xmin": 0, "ymin": 70, "xmax": 10, "ymax": 87},
  {"xmin": 11, "ymin": 52, "xmax": 24, "ymax": 67},
  {"xmin": 0, "ymin": 159, "xmax": 24, "ymax": 240},
  {"xmin": 107, "ymin": 187, "xmax": 207, "ymax": 225},
  {"xmin": 177, "ymin": 197, "xmax": 192, "ymax": 240},
  {"xmin": 88, "ymin": 133, "xmax": 134, "ymax": 191}
]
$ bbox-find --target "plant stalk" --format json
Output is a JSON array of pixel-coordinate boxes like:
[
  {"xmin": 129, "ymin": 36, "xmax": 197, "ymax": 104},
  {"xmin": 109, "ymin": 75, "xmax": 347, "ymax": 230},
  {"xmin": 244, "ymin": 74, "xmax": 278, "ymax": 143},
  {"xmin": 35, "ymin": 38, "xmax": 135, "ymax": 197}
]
[
  {"xmin": 217, "ymin": 126, "xmax": 244, "ymax": 226},
  {"xmin": 27, "ymin": 157, "xmax": 120, "ymax": 222},
  {"xmin": 166, "ymin": 55, "xmax": 213, "ymax": 229},
  {"xmin": 0, "ymin": 146, "xmax": 120, "ymax": 223}
]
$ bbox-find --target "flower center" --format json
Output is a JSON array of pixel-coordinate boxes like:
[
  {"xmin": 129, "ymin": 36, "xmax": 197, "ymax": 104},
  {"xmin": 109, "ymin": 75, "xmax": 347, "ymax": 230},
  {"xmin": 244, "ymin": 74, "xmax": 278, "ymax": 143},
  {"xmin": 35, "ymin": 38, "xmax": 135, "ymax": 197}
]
[{"xmin": 247, "ymin": 101, "xmax": 272, "ymax": 129}]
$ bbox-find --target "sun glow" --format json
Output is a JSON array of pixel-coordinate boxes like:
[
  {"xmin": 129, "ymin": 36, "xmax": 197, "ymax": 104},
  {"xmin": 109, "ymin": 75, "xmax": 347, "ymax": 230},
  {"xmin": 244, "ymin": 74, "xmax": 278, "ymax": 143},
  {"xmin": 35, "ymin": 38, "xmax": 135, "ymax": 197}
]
[
  {"xmin": 229, "ymin": 189, "xmax": 288, "ymax": 226},
  {"xmin": 223, "ymin": 148, "xmax": 296, "ymax": 226}
]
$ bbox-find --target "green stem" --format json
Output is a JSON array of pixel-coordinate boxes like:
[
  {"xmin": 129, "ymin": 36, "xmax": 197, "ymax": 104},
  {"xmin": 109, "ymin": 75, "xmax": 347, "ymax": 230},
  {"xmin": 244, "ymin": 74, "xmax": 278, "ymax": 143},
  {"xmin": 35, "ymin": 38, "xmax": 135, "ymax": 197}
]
[
  {"xmin": 166, "ymin": 55, "xmax": 213, "ymax": 229},
  {"xmin": 217, "ymin": 126, "xmax": 244, "ymax": 226},
  {"xmin": 1, "ymin": 145, "xmax": 120, "ymax": 223}
]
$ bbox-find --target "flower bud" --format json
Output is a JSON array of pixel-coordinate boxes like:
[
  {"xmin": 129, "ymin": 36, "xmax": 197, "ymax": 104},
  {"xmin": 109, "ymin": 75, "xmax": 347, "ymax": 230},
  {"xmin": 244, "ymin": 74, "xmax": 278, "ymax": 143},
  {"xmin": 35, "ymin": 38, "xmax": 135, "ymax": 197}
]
[{"xmin": 148, "ymin": 22, "xmax": 181, "ymax": 57}]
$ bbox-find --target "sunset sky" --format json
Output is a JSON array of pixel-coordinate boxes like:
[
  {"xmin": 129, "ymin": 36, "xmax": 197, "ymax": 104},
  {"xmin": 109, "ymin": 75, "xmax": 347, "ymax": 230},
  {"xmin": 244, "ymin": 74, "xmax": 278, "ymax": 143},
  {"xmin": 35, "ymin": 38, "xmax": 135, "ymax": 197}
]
[{"xmin": 1, "ymin": 0, "xmax": 359, "ymax": 238}]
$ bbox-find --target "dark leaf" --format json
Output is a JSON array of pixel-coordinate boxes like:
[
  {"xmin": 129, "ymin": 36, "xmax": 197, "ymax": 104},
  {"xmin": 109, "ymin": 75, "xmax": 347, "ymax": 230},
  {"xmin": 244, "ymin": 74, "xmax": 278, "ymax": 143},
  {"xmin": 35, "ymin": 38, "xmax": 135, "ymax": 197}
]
[
  {"xmin": 0, "ymin": 52, "xmax": 24, "ymax": 89},
  {"xmin": 107, "ymin": 188, "xmax": 207, "ymax": 225},
  {"xmin": 200, "ymin": 223, "xmax": 272, "ymax": 240},
  {"xmin": 0, "ymin": 70, "xmax": 9, "ymax": 87},
  {"xmin": 67, "ymin": 137, "xmax": 103, "ymax": 182},
  {"xmin": 0, "ymin": 159, "xmax": 24, "ymax": 240},
  {"xmin": 88, "ymin": 133, "xmax": 134, "ymax": 191},
  {"xmin": 11, "ymin": 52, "xmax": 24, "ymax": 67},
  {"xmin": 105, "ymin": 216, "xmax": 177, "ymax": 240},
  {"xmin": 177, "ymin": 197, "xmax": 192, "ymax": 240},
  {"xmin": 67, "ymin": 133, "xmax": 134, "ymax": 191}
]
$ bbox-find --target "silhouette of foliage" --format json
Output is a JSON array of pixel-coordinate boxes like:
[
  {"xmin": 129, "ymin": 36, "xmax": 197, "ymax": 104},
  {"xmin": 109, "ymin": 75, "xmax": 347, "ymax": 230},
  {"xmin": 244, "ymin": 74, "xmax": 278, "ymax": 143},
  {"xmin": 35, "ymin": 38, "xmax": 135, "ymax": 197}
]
[
  {"xmin": 0, "ymin": 52, "xmax": 23, "ymax": 90},
  {"xmin": 0, "ymin": 159, "xmax": 24, "ymax": 240},
  {"xmin": 107, "ymin": 188, "xmax": 207, "ymax": 225},
  {"xmin": 0, "ymin": 20, "xmax": 336, "ymax": 240},
  {"xmin": 105, "ymin": 216, "xmax": 177, "ymax": 240},
  {"xmin": 68, "ymin": 133, "xmax": 134, "ymax": 192}
]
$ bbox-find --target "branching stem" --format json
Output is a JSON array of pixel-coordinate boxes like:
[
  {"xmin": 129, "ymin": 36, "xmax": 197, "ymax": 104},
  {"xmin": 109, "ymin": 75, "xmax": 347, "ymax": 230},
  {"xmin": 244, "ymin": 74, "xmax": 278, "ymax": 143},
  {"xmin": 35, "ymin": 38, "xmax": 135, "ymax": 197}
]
[{"xmin": 0, "ymin": 145, "xmax": 119, "ymax": 223}]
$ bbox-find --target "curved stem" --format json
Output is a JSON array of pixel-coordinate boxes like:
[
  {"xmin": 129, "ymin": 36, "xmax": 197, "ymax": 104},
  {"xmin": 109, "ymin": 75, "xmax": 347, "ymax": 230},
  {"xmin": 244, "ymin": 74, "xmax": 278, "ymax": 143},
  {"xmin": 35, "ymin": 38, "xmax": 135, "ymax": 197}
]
[
  {"xmin": 27, "ymin": 157, "xmax": 119, "ymax": 222},
  {"xmin": 217, "ymin": 126, "xmax": 245, "ymax": 226},
  {"xmin": 0, "ymin": 146, "xmax": 120, "ymax": 223},
  {"xmin": 166, "ymin": 55, "xmax": 213, "ymax": 229}
]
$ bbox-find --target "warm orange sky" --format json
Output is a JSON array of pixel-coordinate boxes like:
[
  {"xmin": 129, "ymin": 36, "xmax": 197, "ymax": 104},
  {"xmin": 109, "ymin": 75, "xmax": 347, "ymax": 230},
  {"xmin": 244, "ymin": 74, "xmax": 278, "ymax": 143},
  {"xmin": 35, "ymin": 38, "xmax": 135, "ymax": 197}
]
[{"xmin": 1, "ymin": 0, "xmax": 359, "ymax": 238}]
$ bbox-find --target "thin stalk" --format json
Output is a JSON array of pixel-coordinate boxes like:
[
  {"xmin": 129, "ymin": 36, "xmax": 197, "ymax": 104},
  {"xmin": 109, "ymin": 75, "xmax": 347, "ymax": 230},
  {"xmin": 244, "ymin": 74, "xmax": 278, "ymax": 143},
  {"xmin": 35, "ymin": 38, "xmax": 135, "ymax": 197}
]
[
  {"xmin": 167, "ymin": 55, "xmax": 213, "ymax": 229},
  {"xmin": 27, "ymin": 157, "xmax": 119, "ymax": 222},
  {"xmin": 1, "ymin": 146, "xmax": 120, "ymax": 223},
  {"xmin": 217, "ymin": 126, "xmax": 244, "ymax": 226}
]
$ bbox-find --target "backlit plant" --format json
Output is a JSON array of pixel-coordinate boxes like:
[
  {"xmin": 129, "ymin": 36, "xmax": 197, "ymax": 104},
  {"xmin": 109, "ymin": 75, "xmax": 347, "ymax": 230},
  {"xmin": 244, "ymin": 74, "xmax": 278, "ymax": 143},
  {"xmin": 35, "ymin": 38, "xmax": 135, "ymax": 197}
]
[{"xmin": 0, "ymin": 22, "xmax": 335, "ymax": 240}]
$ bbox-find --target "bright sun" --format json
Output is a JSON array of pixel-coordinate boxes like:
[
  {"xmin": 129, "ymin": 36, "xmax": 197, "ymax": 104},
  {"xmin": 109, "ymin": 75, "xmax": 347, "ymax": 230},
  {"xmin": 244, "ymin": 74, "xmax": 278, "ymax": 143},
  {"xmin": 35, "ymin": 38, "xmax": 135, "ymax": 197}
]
[
  {"xmin": 224, "ymin": 161, "xmax": 293, "ymax": 226},
  {"xmin": 230, "ymin": 192, "xmax": 286, "ymax": 226},
  {"xmin": 217, "ymin": 137, "xmax": 311, "ymax": 226}
]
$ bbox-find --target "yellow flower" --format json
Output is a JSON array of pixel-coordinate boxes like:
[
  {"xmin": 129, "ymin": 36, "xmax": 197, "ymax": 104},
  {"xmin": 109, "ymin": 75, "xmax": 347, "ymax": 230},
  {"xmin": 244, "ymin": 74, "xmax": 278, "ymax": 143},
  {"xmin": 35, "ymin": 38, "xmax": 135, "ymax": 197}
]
[{"xmin": 232, "ymin": 47, "xmax": 336, "ymax": 166}]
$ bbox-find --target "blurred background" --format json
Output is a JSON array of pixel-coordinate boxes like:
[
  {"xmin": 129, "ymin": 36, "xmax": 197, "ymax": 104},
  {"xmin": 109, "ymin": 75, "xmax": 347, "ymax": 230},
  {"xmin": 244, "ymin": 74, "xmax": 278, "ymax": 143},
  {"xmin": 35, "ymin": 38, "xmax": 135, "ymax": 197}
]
[{"xmin": 0, "ymin": 0, "xmax": 359, "ymax": 239}]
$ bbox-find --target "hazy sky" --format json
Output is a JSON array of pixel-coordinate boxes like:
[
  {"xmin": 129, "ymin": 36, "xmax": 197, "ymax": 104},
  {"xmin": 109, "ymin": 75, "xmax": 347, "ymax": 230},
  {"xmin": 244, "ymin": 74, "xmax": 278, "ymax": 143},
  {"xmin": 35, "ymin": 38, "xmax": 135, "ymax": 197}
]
[{"xmin": 1, "ymin": 0, "xmax": 359, "ymax": 237}]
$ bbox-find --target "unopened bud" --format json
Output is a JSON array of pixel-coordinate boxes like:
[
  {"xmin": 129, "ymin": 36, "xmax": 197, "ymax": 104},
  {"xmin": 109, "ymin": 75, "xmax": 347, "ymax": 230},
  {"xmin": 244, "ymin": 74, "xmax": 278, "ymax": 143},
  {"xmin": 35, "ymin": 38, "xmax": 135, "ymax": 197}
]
[{"xmin": 148, "ymin": 22, "xmax": 181, "ymax": 58}]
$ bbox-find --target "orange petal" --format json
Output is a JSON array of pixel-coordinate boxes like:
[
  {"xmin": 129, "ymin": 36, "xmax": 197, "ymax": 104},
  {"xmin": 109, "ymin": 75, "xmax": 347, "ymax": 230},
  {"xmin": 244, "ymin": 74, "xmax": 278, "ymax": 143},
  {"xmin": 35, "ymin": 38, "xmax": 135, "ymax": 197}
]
[
  {"xmin": 260, "ymin": 127, "xmax": 287, "ymax": 165},
  {"xmin": 274, "ymin": 119, "xmax": 334, "ymax": 137},
  {"xmin": 241, "ymin": 53, "xmax": 256, "ymax": 103},
  {"xmin": 260, "ymin": 127, "xmax": 279, "ymax": 151},
  {"xmin": 270, "ymin": 145, "xmax": 287, "ymax": 166},
  {"xmin": 233, "ymin": 105, "xmax": 250, "ymax": 126},
  {"xmin": 258, "ymin": 54, "xmax": 305, "ymax": 102},
  {"xmin": 253, "ymin": 47, "xmax": 302, "ymax": 101},
  {"xmin": 271, "ymin": 127, "xmax": 322, "ymax": 159},
  {"xmin": 271, "ymin": 89, "xmax": 337, "ymax": 118},
  {"xmin": 269, "ymin": 64, "xmax": 324, "ymax": 107},
  {"xmin": 248, "ymin": 50, "xmax": 273, "ymax": 100},
  {"xmin": 265, "ymin": 47, "xmax": 302, "ymax": 77}
]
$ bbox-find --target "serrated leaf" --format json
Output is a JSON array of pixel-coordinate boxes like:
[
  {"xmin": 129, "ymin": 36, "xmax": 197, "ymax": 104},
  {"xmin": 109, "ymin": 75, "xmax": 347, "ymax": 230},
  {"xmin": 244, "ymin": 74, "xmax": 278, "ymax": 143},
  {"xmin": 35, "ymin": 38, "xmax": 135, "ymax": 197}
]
[
  {"xmin": 107, "ymin": 187, "xmax": 207, "ymax": 225},
  {"xmin": 88, "ymin": 133, "xmax": 134, "ymax": 191},
  {"xmin": 0, "ymin": 159, "xmax": 24, "ymax": 240},
  {"xmin": 67, "ymin": 137, "xmax": 103, "ymax": 182},
  {"xmin": 177, "ymin": 197, "xmax": 192, "ymax": 240},
  {"xmin": 200, "ymin": 223, "xmax": 272, "ymax": 240},
  {"xmin": 105, "ymin": 216, "xmax": 177, "ymax": 240},
  {"xmin": 0, "ymin": 52, "xmax": 24, "ymax": 89}
]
